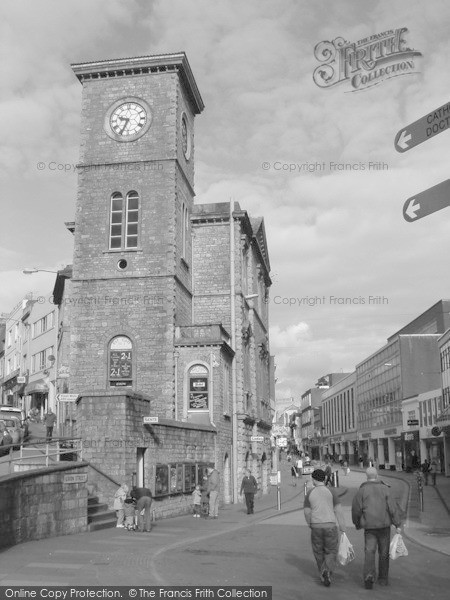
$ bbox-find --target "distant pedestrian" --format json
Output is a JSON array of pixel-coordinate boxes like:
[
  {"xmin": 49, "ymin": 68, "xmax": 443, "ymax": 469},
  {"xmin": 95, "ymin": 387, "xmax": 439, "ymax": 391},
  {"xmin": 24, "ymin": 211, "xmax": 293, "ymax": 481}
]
[
  {"xmin": 429, "ymin": 459, "xmax": 438, "ymax": 486},
  {"xmin": 290, "ymin": 463, "xmax": 298, "ymax": 485},
  {"xmin": 421, "ymin": 459, "xmax": 431, "ymax": 485},
  {"xmin": 192, "ymin": 484, "xmax": 202, "ymax": 517},
  {"xmin": 296, "ymin": 456, "xmax": 303, "ymax": 477},
  {"xmin": 44, "ymin": 408, "xmax": 57, "ymax": 441},
  {"xmin": 131, "ymin": 486, "xmax": 153, "ymax": 532},
  {"xmin": 303, "ymin": 469, "xmax": 346, "ymax": 587},
  {"xmin": 240, "ymin": 469, "xmax": 258, "ymax": 514},
  {"xmin": 206, "ymin": 466, "xmax": 220, "ymax": 518},
  {"xmin": 123, "ymin": 497, "xmax": 136, "ymax": 530},
  {"xmin": 351, "ymin": 467, "xmax": 402, "ymax": 589},
  {"xmin": 113, "ymin": 483, "xmax": 129, "ymax": 528},
  {"xmin": 324, "ymin": 462, "xmax": 332, "ymax": 487}
]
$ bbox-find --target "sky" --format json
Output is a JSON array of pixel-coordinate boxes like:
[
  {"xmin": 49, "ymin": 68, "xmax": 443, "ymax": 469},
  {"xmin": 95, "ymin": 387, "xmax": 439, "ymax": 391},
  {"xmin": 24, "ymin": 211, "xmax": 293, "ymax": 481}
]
[{"xmin": 1, "ymin": 0, "xmax": 450, "ymax": 401}]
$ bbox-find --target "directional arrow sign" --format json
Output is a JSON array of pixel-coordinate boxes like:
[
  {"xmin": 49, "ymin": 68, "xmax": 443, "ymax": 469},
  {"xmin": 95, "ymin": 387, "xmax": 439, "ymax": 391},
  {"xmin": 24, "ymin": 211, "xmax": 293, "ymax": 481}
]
[
  {"xmin": 395, "ymin": 100, "xmax": 450, "ymax": 152},
  {"xmin": 403, "ymin": 179, "xmax": 450, "ymax": 222},
  {"xmin": 56, "ymin": 393, "xmax": 79, "ymax": 402}
]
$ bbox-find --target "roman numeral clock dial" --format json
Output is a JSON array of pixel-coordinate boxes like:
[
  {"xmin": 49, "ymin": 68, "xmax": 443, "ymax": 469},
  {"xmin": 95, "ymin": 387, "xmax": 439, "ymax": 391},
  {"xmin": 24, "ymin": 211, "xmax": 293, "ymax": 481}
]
[{"xmin": 105, "ymin": 98, "xmax": 152, "ymax": 142}]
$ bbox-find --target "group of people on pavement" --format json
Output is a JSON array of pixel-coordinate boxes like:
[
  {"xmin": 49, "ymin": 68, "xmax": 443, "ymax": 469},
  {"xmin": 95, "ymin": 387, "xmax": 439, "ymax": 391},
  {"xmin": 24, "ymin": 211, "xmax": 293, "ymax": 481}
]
[
  {"xmin": 113, "ymin": 483, "xmax": 153, "ymax": 532},
  {"xmin": 304, "ymin": 466, "xmax": 403, "ymax": 590}
]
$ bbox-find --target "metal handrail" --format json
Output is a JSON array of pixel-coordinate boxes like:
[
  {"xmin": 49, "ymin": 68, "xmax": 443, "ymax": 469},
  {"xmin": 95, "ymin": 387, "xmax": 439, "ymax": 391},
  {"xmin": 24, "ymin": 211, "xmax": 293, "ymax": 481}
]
[{"xmin": 1, "ymin": 437, "xmax": 83, "ymax": 475}]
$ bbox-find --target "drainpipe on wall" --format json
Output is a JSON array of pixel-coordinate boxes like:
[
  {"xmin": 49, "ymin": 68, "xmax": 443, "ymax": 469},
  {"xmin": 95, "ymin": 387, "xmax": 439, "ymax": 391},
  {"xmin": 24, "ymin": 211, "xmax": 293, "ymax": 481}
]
[{"xmin": 230, "ymin": 198, "xmax": 238, "ymax": 503}]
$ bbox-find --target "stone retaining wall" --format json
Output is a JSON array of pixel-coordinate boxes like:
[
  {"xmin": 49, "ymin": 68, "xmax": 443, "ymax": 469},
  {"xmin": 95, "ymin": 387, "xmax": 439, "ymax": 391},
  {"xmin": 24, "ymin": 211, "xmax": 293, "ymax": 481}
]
[{"xmin": 0, "ymin": 462, "xmax": 88, "ymax": 550}]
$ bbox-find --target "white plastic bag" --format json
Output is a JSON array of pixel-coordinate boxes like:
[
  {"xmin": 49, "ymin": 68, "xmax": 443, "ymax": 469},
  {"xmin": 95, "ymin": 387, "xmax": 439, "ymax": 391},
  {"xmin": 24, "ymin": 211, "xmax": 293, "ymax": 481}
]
[
  {"xmin": 389, "ymin": 533, "xmax": 408, "ymax": 560},
  {"xmin": 337, "ymin": 532, "xmax": 355, "ymax": 565}
]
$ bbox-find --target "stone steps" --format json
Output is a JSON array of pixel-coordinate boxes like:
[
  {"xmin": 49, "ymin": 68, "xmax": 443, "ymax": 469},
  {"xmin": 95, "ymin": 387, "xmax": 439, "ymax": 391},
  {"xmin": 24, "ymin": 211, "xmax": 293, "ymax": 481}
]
[{"xmin": 87, "ymin": 496, "xmax": 116, "ymax": 531}]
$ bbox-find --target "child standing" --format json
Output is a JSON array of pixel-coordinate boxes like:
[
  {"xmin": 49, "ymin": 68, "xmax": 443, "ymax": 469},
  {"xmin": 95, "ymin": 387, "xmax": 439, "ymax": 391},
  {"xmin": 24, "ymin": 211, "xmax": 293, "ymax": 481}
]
[
  {"xmin": 123, "ymin": 497, "xmax": 136, "ymax": 530},
  {"xmin": 192, "ymin": 484, "xmax": 202, "ymax": 517}
]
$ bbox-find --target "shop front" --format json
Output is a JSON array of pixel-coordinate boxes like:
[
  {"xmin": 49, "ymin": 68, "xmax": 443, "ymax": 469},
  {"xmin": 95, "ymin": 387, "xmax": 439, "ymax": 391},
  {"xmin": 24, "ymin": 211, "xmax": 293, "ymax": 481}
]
[{"xmin": 402, "ymin": 430, "xmax": 420, "ymax": 471}]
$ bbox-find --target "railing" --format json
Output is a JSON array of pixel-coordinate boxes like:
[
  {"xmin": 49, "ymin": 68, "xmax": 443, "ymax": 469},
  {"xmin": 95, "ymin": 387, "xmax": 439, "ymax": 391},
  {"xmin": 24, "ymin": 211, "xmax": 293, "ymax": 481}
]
[{"xmin": 0, "ymin": 437, "xmax": 83, "ymax": 475}]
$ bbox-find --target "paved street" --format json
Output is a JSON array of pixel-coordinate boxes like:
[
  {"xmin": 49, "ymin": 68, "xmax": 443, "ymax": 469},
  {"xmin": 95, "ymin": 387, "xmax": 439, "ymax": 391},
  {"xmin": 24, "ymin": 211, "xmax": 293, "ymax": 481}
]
[{"xmin": 1, "ymin": 463, "xmax": 449, "ymax": 598}]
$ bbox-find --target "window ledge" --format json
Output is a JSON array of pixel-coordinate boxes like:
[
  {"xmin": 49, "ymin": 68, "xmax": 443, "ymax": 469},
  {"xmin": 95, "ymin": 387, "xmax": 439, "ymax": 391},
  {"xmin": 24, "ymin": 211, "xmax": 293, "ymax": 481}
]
[{"xmin": 103, "ymin": 249, "xmax": 143, "ymax": 254}]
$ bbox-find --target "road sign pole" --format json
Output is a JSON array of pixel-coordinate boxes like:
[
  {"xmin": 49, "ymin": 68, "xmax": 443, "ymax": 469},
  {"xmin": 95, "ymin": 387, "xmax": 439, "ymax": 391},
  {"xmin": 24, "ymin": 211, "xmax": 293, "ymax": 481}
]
[{"xmin": 277, "ymin": 469, "xmax": 281, "ymax": 511}]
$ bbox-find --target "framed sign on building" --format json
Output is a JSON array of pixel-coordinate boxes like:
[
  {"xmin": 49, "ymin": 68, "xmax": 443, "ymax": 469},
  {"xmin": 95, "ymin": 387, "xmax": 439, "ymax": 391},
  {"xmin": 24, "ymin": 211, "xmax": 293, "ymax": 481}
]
[
  {"xmin": 188, "ymin": 365, "xmax": 209, "ymax": 411},
  {"xmin": 109, "ymin": 336, "xmax": 133, "ymax": 387}
]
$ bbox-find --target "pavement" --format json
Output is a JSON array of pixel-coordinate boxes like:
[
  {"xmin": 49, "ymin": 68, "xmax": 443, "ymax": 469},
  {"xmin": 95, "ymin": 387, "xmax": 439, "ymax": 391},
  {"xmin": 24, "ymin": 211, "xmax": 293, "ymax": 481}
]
[{"xmin": 0, "ymin": 460, "xmax": 449, "ymax": 586}]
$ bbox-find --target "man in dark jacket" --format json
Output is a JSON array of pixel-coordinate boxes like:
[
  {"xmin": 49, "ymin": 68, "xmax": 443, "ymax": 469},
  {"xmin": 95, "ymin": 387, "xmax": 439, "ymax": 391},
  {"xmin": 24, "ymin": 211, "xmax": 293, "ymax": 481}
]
[
  {"xmin": 130, "ymin": 486, "xmax": 152, "ymax": 532},
  {"xmin": 44, "ymin": 409, "xmax": 57, "ymax": 441},
  {"xmin": 240, "ymin": 469, "xmax": 258, "ymax": 514},
  {"xmin": 351, "ymin": 467, "xmax": 402, "ymax": 589}
]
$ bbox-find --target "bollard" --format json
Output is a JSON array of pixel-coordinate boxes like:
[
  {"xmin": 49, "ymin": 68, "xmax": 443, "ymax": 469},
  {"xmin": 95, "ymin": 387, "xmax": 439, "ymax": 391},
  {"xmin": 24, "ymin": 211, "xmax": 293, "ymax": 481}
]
[{"xmin": 332, "ymin": 470, "xmax": 339, "ymax": 488}]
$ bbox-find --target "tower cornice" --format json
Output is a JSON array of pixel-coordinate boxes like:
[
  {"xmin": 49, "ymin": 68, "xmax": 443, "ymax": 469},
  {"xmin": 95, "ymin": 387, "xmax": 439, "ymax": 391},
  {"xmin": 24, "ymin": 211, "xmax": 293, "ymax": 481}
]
[{"xmin": 71, "ymin": 52, "xmax": 204, "ymax": 115}]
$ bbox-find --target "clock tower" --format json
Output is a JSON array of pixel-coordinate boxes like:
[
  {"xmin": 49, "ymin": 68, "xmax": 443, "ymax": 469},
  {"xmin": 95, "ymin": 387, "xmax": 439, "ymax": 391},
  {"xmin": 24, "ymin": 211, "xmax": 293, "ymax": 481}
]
[{"xmin": 69, "ymin": 54, "xmax": 204, "ymax": 415}]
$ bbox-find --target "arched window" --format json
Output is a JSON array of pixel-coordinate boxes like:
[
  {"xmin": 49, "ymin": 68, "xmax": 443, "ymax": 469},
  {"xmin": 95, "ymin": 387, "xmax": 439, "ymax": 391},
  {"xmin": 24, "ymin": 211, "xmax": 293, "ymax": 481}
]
[
  {"xmin": 188, "ymin": 364, "xmax": 209, "ymax": 411},
  {"xmin": 109, "ymin": 191, "xmax": 139, "ymax": 249},
  {"xmin": 108, "ymin": 336, "xmax": 133, "ymax": 387}
]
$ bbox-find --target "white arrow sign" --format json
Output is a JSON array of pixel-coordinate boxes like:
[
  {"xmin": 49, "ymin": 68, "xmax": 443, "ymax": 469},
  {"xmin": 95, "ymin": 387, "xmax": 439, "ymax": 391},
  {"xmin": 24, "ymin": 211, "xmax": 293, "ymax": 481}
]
[
  {"xmin": 396, "ymin": 130, "xmax": 412, "ymax": 151},
  {"xmin": 404, "ymin": 199, "xmax": 421, "ymax": 220}
]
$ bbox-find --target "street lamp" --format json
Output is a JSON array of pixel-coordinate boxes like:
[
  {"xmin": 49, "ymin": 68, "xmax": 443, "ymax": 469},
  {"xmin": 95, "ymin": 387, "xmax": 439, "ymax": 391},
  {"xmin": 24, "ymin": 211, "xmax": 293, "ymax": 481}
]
[{"xmin": 23, "ymin": 268, "xmax": 58, "ymax": 275}]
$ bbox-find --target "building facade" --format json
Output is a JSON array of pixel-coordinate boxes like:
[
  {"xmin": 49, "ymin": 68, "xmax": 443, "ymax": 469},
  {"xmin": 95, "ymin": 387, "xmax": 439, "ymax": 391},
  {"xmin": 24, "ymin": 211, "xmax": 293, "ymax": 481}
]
[
  {"xmin": 64, "ymin": 53, "xmax": 273, "ymax": 513},
  {"xmin": 321, "ymin": 372, "xmax": 357, "ymax": 464}
]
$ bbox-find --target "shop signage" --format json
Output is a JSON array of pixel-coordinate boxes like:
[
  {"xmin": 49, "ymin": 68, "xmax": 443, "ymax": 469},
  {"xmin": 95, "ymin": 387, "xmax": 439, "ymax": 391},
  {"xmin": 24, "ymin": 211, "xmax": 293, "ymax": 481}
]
[
  {"xmin": 403, "ymin": 179, "xmax": 450, "ymax": 222},
  {"xmin": 251, "ymin": 436, "xmax": 264, "ymax": 442},
  {"xmin": 407, "ymin": 419, "xmax": 419, "ymax": 426},
  {"xmin": 361, "ymin": 432, "xmax": 372, "ymax": 439},
  {"xmin": 276, "ymin": 437, "xmax": 288, "ymax": 448},
  {"xmin": 384, "ymin": 428, "xmax": 398, "ymax": 435},
  {"xmin": 395, "ymin": 100, "xmax": 450, "ymax": 152},
  {"xmin": 272, "ymin": 425, "xmax": 290, "ymax": 437},
  {"xmin": 403, "ymin": 431, "xmax": 419, "ymax": 441},
  {"xmin": 143, "ymin": 416, "xmax": 158, "ymax": 424},
  {"xmin": 17, "ymin": 376, "xmax": 26, "ymax": 384}
]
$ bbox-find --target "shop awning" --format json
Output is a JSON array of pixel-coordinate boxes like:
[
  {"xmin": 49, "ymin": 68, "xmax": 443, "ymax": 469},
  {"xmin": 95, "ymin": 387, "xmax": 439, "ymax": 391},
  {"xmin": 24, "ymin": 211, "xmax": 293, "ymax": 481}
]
[{"xmin": 24, "ymin": 380, "xmax": 49, "ymax": 395}]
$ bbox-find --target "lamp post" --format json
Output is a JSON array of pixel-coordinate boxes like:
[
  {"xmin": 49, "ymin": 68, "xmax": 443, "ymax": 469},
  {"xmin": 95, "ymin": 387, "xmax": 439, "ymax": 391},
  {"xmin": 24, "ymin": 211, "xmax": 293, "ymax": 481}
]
[{"xmin": 23, "ymin": 268, "xmax": 58, "ymax": 275}]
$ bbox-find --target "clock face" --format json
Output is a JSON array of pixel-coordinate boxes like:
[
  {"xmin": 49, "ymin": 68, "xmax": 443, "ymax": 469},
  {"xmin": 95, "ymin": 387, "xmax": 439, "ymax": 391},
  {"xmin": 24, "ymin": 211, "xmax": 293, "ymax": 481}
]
[
  {"xmin": 181, "ymin": 113, "xmax": 191, "ymax": 159},
  {"xmin": 110, "ymin": 102, "xmax": 147, "ymax": 137}
]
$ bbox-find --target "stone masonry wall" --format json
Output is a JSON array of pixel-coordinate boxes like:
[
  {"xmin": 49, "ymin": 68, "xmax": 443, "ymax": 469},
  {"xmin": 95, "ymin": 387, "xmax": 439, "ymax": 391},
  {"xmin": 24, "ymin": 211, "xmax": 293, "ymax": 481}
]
[
  {"xmin": 76, "ymin": 391, "xmax": 218, "ymax": 518},
  {"xmin": 0, "ymin": 463, "xmax": 88, "ymax": 550}
]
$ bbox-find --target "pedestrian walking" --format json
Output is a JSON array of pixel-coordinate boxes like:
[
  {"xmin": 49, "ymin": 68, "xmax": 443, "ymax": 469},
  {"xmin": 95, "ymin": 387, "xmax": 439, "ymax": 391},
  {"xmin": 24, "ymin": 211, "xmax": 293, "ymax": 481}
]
[
  {"xmin": 324, "ymin": 461, "xmax": 332, "ymax": 486},
  {"xmin": 113, "ymin": 483, "xmax": 129, "ymax": 528},
  {"xmin": 421, "ymin": 459, "xmax": 431, "ymax": 485},
  {"xmin": 303, "ymin": 469, "xmax": 346, "ymax": 587},
  {"xmin": 192, "ymin": 484, "xmax": 202, "ymax": 517},
  {"xmin": 44, "ymin": 408, "xmax": 57, "ymax": 441},
  {"xmin": 296, "ymin": 456, "xmax": 303, "ymax": 477},
  {"xmin": 290, "ymin": 463, "xmax": 298, "ymax": 485},
  {"xmin": 206, "ymin": 466, "xmax": 220, "ymax": 518},
  {"xmin": 131, "ymin": 486, "xmax": 153, "ymax": 532},
  {"xmin": 240, "ymin": 469, "xmax": 258, "ymax": 514},
  {"xmin": 351, "ymin": 467, "xmax": 402, "ymax": 589},
  {"xmin": 429, "ymin": 459, "xmax": 438, "ymax": 486}
]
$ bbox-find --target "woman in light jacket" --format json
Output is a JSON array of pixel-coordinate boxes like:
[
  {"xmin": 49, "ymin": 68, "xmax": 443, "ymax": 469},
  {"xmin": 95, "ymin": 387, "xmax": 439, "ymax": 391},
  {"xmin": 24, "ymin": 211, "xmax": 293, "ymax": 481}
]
[{"xmin": 113, "ymin": 483, "xmax": 129, "ymax": 527}]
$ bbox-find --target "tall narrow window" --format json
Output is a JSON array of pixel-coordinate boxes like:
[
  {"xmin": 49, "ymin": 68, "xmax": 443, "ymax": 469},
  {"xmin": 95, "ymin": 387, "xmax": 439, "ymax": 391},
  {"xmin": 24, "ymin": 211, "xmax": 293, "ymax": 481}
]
[
  {"xmin": 126, "ymin": 191, "xmax": 139, "ymax": 248},
  {"xmin": 110, "ymin": 192, "xmax": 123, "ymax": 249},
  {"xmin": 109, "ymin": 191, "xmax": 139, "ymax": 249}
]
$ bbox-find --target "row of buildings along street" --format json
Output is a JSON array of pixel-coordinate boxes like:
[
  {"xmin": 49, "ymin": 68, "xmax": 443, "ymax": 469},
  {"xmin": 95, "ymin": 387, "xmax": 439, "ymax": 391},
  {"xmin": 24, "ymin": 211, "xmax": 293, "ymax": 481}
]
[{"xmin": 277, "ymin": 299, "xmax": 450, "ymax": 476}]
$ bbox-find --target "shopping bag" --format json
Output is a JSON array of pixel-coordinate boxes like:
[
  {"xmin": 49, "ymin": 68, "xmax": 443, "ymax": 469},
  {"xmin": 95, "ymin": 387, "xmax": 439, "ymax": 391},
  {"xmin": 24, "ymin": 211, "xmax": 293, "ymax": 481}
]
[
  {"xmin": 389, "ymin": 533, "xmax": 408, "ymax": 560},
  {"xmin": 337, "ymin": 532, "xmax": 355, "ymax": 565}
]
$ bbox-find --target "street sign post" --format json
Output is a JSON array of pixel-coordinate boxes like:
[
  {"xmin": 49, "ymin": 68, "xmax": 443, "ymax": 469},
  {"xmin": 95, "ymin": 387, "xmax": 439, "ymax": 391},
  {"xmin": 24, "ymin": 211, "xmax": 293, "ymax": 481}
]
[
  {"xmin": 56, "ymin": 393, "xmax": 79, "ymax": 402},
  {"xmin": 395, "ymin": 101, "xmax": 450, "ymax": 152},
  {"xmin": 403, "ymin": 179, "xmax": 450, "ymax": 222}
]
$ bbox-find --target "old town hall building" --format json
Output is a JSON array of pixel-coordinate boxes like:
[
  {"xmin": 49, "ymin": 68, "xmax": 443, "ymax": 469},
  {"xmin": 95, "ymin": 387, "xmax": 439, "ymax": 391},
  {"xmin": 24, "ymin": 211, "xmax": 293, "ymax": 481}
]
[{"xmin": 64, "ymin": 53, "xmax": 274, "ymax": 515}]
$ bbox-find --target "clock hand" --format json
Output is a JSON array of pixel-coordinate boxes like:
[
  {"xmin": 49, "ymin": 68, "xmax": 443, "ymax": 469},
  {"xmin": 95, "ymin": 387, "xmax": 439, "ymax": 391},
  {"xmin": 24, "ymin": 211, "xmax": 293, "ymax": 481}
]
[{"xmin": 119, "ymin": 118, "xmax": 130, "ymax": 134}]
